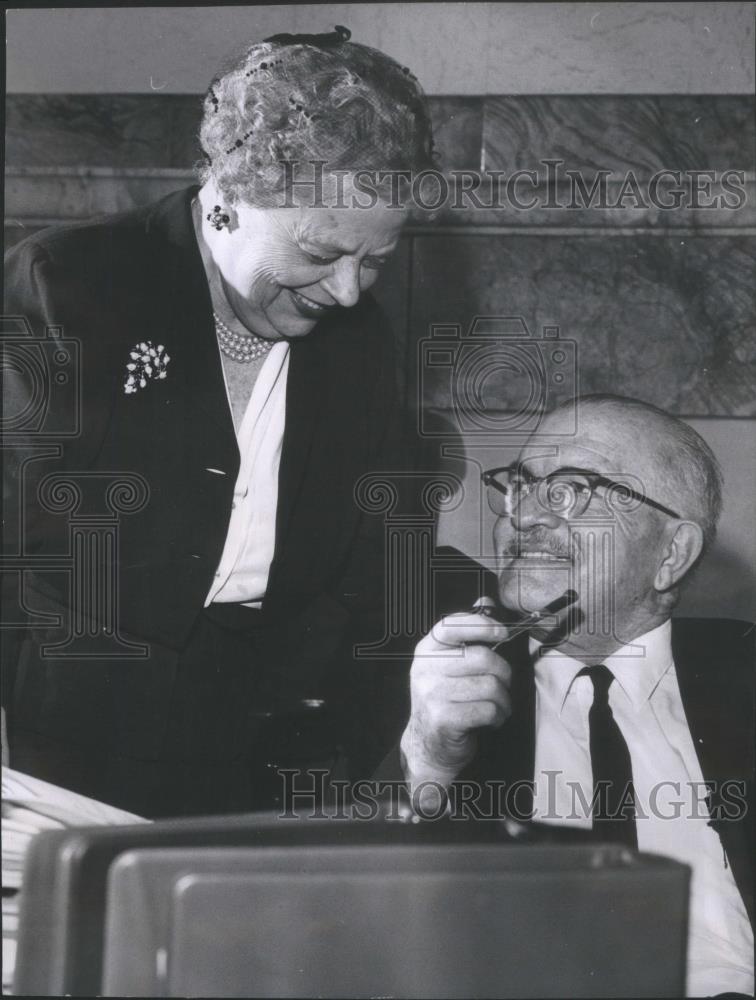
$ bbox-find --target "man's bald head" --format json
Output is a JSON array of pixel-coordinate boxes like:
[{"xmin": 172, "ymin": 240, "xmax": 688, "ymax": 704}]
[
  {"xmin": 494, "ymin": 393, "xmax": 724, "ymax": 653},
  {"xmin": 543, "ymin": 394, "xmax": 723, "ymax": 555}
]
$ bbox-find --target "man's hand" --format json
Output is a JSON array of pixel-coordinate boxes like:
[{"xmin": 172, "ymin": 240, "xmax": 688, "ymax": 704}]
[{"xmin": 400, "ymin": 606, "xmax": 513, "ymax": 794}]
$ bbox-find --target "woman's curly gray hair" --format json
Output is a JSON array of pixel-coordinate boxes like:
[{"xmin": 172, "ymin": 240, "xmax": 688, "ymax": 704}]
[{"xmin": 198, "ymin": 33, "xmax": 435, "ymax": 205}]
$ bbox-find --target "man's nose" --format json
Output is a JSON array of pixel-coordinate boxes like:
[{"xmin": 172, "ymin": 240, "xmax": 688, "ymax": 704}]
[
  {"xmin": 509, "ymin": 489, "xmax": 563, "ymax": 532},
  {"xmin": 321, "ymin": 258, "xmax": 361, "ymax": 307}
]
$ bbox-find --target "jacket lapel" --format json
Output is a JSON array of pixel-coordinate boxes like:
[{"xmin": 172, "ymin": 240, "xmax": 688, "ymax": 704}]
[
  {"xmin": 672, "ymin": 618, "xmax": 753, "ymax": 781},
  {"xmin": 265, "ymin": 312, "xmax": 368, "ymax": 614},
  {"xmin": 273, "ymin": 330, "xmax": 327, "ymax": 555},
  {"xmin": 145, "ymin": 187, "xmax": 239, "ymax": 473},
  {"xmin": 672, "ymin": 617, "xmax": 754, "ymax": 925}
]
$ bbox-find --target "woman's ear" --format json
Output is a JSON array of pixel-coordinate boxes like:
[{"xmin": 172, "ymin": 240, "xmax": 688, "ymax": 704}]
[{"xmin": 654, "ymin": 521, "xmax": 704, "ymax": 592}]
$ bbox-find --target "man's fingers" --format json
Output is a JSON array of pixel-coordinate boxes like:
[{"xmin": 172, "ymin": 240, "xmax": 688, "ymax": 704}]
[
  {"xmin": 403, "ymin": 608, "xmax": 515, "ymax": 782},
  {"xmin": 426, "ymin": 697, "xmax": 510, "ymax": 733},
  {"xmin": 413, "ymin": 642, "xmax": 512, "ymax": 682},
  {"xmin": 438, "ymin": 672, "xmax": 511, "ymax": 707},
  {"xmin": 425, "ymin": 612, "xmax": 510, "ymax": 651}
]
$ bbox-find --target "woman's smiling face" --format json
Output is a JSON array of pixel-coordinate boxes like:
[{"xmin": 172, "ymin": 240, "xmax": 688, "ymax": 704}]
[{"xmin": 204, "ymin": 179, "xmax": 406, "ymax": 340}]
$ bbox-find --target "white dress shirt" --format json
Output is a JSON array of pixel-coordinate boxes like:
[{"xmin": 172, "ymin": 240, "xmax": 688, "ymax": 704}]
[
  {"xmin": 204, "ymin": 342, "xmax": 290, "ymax": 607},
  {"xmin": 531, "ymin": 620, "xmax": 753, "ymax": 997}
]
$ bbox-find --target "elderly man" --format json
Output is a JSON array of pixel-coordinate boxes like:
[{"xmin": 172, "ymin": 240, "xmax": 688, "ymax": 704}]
[{"xmin": 400, "ymin": 394, "xmax": 753, "ymax": 997}]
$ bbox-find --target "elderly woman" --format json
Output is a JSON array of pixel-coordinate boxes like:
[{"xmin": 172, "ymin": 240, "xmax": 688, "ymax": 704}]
[{"xmin": 3, "ymin": 27, "xmax": 434, "ymax": 817}]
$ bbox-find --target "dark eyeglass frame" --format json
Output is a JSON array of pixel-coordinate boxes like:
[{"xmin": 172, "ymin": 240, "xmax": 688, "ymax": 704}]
[{"xmin": 481, "ymin": 463, "xmax": 682, "ymax": 520}]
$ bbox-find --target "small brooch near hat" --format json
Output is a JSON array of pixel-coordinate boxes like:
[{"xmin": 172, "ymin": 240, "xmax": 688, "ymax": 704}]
[{"xmin": 124, "ymin": 341, "xmax": 170, "ymax": 394}]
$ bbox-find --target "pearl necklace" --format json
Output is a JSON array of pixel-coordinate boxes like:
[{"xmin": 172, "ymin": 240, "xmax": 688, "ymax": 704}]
[{"xmin": 213, "ymin": 311, "xmax": 275, "ymax": 364}]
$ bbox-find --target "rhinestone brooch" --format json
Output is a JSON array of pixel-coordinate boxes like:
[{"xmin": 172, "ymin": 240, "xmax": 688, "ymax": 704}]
[{"xmin": 124, "ymin": 341, "xmax": 170, "ymax": 394}]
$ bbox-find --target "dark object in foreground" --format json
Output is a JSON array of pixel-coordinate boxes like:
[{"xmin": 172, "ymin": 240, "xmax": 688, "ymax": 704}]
[{"xmin": 15, "ymin": 807, "xmax": 688, "ymax": 998}]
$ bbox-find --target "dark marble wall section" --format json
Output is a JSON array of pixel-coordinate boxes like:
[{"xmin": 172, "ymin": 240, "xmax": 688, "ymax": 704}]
[
  {"xmin": 5, "ymin": 93, "xmax": 755, "ymax": 415},
  {"xmin": 7, "ymin": 93, "xmax": 752, "ymax": 177},
  {"xmin": 6, "ymin": 95, "xmax": 204, "ymax": 168},
  {"xmin": 483, "ymin": 96, "xmax": 754, "ymax": 175},
  {"xmin": 429, "ymin": 98, "xmax": 483, "ymax": 172},
  {"xmin": 410, "ymin": 234, "xmax": 756, "ymax": 417},
  {"xmin": 5, "ymin": 94, "xmax": 482, "ymax": 171},
  {"xmin": 5, "ymin": 169, "xmax": 192, "ymax": 222}
]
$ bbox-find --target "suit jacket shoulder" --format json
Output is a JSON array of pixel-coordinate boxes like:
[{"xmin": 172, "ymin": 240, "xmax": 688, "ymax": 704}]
[
  {"xmin": 672, "ymin": 617, "xmax": 755, "ymax": 925},
  {"xmin": 672, "ymin": 617, "xmax": 755, "ymax": 780}
]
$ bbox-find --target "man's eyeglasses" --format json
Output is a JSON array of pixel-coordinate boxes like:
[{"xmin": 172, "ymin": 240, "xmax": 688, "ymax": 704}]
[{"xmin": 481, "ymin": 464, "xmax": 682, "ymax": 520}]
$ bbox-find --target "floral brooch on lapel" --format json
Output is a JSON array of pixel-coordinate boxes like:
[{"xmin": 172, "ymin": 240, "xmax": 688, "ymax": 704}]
[{"xmin": 124, "ymin": 342, "xmax": 170, "ymax": 394}]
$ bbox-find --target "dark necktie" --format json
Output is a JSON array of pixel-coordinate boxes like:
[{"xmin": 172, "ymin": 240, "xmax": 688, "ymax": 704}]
[{"xmin": 576, "ymin": 664, "xmax": 638, "ymax": 848}]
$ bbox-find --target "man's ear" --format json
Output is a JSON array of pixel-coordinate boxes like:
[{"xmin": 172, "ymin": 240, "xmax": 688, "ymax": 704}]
[{"xmin": 654, "ymin": 521, "xmax": 704, "ymax": 592}]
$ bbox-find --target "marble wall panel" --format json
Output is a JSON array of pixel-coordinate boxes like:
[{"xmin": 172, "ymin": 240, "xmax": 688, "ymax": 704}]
[
  {"xmin": 6, "ymin": 95, "xmax": 203, "ymax": 168},
  {"xmin": 8, "ymin": 95, "xmax": 752, "ymax": 228},
  {"xmin": 430, "ymin": 94, "xmax": 756, "ymax": 228},
  {"xmin": 10, "ymin": 94, "xmax": 751, "ymax": 176},
  {"xmin": 6, "ymin": 94, "xmax": 482, "ymax": 172},
  {"xmin": 409, "ymin": 234, "xmax": 756, "ymax": 417},
  {"xmin": 483, "ymin": 96, "xmax": 754, "ymax": 175},
  {"xmin": 5, "ymin": 168, "xmax": 193, "ymax": 222},
  {"xmin": 429, "ymin": 98, "xmax": 483, "ymax": 172},
  {"xmin": 6, "ymin": 94, "xmax": 754, "ymax": 414},
  {"xmin": 406, "ymin": 180, "xmax": 756, "ymax": 228}
]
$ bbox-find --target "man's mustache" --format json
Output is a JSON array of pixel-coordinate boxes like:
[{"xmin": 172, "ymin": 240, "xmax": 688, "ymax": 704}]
[{"xmin": 500, "ymin": 529, "xmax": 572, "ymax": 560}]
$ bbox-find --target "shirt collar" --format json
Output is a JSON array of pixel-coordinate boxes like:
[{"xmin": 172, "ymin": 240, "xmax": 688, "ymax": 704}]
[{"xmin": 532, "ymin": 618, "xmax": 674, "ymax": 713}]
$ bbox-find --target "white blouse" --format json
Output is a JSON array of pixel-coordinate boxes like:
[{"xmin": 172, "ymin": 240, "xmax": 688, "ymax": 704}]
[{"xmin": 204, "ymin": 341, "xmax": 290, "ymax": 608}]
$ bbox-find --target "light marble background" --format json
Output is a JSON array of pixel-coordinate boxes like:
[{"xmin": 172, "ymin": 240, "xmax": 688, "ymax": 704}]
[{"xmin": 6, "ymin": 2, "xmax": 755, "ymax": 95}]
